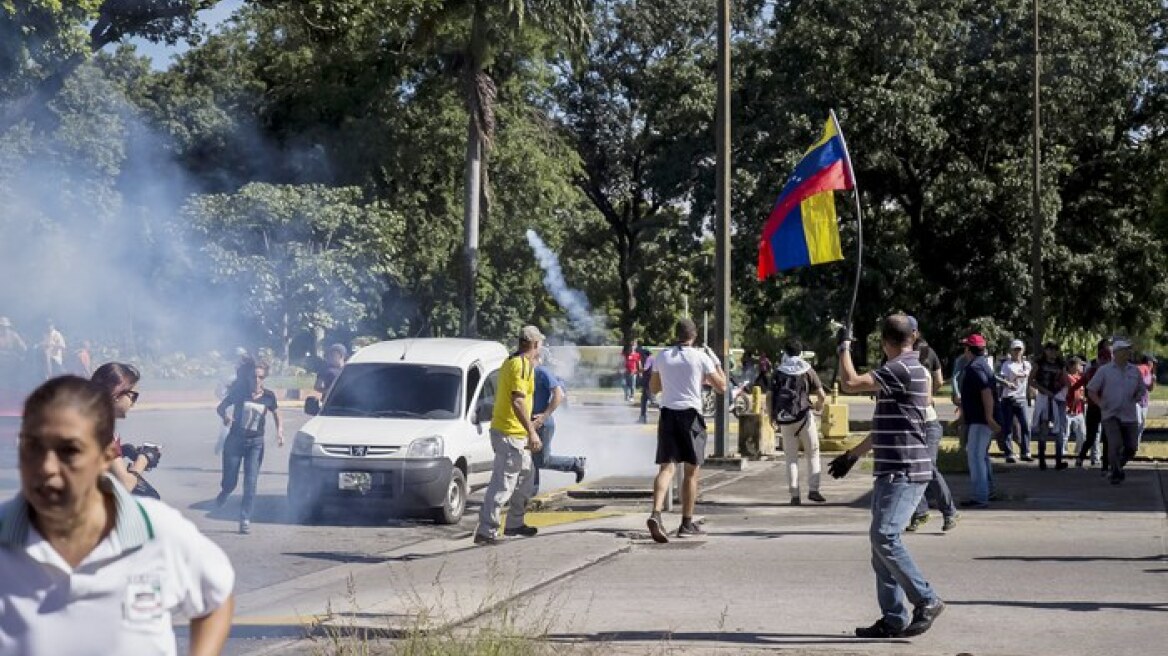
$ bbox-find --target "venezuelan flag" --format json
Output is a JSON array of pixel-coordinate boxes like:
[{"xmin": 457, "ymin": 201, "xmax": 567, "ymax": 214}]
[{"xmin": 757, "ymin": 117, "xmax": 854, "ymax": 280}]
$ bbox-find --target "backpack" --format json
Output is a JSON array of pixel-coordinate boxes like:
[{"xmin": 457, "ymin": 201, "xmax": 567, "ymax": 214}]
[{"xmin": 771, "ymin": 370, "xmax": 809, "ymax": 424}]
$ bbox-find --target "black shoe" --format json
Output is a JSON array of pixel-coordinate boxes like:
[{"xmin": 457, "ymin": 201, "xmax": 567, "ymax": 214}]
[
  {"xmin": 1020, "ymin": 455, "xmax": 1034, "ymax": 462},
  {"xmin": 503, "ymin": 524, "xmax": 538, "ymax": 537},
  {"xmin": 473, "ymin": 533, "xmax": 499, "ymax": 546},
  {"xmin": 808, "ymin": 490, "xmax": 827, "ymax": 503},
  {"xmin": 1038, "ymin": 459, "xmax": 1048, "ymax": 471},
  {"xmin": 905, "ymin": 513, "xmax": 929, "ymax": 532},
  {"xmin": 677, "ymin": 521, "xmax": 707, "ymax": 538},
  {"xmin": 942, "ymin": 513, "xmax": 959, "ymax": 532},
  {"xmin": 854, "ymin": 618, "xmax": 905, "ymax": 639},
  {"xmin": 1005, "ymin": 456, "xmax": 1017, "ymax": 464},
  {"xmin": 573, "ymin": 457, "xmax": 587, "ymax": 484},
  {"xmin": 1109, "ymin": 473, "xmax": 1122, "ymax": 485},
  {"xmin": 1056, "ymin": 461, "xmax": 1069, "ymax": 470},
  {"xmin": 903, "ymin": 599, "xmax": 945, "ymax": 636},
  {"xmin": 647, "ymin": 512, "xmax": 669, "ymax": 544},
  {"xmin": 790, "ymin": 496, "xmax": 802, "ymax": 506}
]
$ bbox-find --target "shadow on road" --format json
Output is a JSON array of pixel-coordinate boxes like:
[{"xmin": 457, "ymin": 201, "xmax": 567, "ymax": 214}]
[
  {"xmin": 948, "ymin": 599, "xmax": 1168, "ymax": 613},
  {"xmin": 546, "ymin": 630, "xmax": 907, "ymax": 646}
]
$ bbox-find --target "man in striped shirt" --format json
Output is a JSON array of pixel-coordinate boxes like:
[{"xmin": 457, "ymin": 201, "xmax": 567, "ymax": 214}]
[{"xmin": 836, "ymin": 314, "xmax": 944, "ymax": 639}]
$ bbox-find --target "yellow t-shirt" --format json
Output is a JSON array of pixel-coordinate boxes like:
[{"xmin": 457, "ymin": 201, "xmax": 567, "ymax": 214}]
[{"xmin": 491, "ymin": 354, "xmax": 535, "ymax": 437}]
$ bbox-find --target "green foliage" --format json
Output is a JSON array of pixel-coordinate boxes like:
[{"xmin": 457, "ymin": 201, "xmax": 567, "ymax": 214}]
[{"xmin": 184, "ymin": 183, "xmax": 404, "ymax": 358}]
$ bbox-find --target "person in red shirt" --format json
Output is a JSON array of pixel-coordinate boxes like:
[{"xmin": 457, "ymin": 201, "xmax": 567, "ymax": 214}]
[
  {"xmin": 621, "ymin": 340, "xmax": 642, "ymax": 403},
  {"xmin": 1065, "ymin": 357, "xmax": 1091, "ymax": 465}
]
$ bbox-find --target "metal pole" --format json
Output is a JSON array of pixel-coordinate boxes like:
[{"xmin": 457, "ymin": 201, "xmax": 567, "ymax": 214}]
[
  {"xmin": 714, "ymin": 0, "xmax": 732, "ymax": 457},
  {"xmin": 1030, "ymin": 0, "xmax": 1044, "ymax": 353}
]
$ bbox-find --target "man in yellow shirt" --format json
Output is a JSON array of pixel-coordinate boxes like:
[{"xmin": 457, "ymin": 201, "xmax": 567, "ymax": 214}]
[{"xmin": 475, "ymin": 325, "xmax": 545, "ymax": 545}]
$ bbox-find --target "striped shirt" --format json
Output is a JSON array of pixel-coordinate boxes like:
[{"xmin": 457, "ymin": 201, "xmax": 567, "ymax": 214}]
[{"xmin": 870, "ymin": 351, "xmax": 933, "ymax": 482}]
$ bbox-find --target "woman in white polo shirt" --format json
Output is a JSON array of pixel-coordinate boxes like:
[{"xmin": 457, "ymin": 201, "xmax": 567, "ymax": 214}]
[{"xmin": 0, "ymin": 376, "xmax": 235, "ymax": 655}]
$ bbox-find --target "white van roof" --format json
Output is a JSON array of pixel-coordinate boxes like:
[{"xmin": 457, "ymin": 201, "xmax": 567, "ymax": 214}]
[{"xmin": 349, "ymin": 338, "xmax": 509, "ymax": 369}]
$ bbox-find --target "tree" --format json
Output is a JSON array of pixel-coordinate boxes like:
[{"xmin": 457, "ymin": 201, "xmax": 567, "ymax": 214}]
[
  {"xmin": 1, "ymin": 0, "xmax": 214, "ymax": 128},
  {"xmin": 732, "ymin": 0, "xmax": 1168, "ymax": 363},
  {"xmin": 555, "ymin": 0, "xmax": 725, "ymax": 344},
  {"xmin": 185, "ymin": 183, "xmax": 403, "ymax": 361}
]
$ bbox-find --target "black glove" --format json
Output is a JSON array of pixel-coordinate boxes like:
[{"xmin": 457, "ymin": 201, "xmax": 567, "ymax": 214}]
[
  {"xmin": 828, "ymin": 451, "xmax": 859, "ymax": 479},
  {"xmin": 835, "ymin": 325, "xmax": 855, "ymax": 345},
  {"xmin": 136, "ymin": 443, "xmax": 162, "ymax": 471}
]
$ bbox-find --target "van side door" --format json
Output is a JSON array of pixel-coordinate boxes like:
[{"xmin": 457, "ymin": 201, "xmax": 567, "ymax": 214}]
[{"xmin": 464, "ymin": 365, "xmax": 498, "ymax": 489}]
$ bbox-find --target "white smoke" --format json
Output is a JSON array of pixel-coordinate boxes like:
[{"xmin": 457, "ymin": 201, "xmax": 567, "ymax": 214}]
[{"xmin": 525, "ymin": 229, "xmax": 607, "ymax": 343}]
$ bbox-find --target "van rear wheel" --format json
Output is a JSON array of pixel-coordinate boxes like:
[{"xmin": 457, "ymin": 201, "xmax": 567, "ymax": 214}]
[{"xmin": 432, "ymin": 467, "xmax": 466, "ymax": 525}]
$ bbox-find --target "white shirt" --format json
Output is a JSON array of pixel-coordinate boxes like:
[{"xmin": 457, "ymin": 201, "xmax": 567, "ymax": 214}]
[
  {"xmin": 999, "ymin": 358, "xmax": 1032, "ymax": 402},
  {"xmin": 655, "ymin": 345, "xmax": 717, "ymax": 412},
  {"xmin": 0, "ymin": 475, "xmax": 235, "ymax": 656}
]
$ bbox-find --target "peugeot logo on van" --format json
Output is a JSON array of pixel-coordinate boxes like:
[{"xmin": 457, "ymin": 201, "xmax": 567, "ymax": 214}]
[{"xmin": 350, "ymin": 446, "xmax": 368, "ymax": 457}]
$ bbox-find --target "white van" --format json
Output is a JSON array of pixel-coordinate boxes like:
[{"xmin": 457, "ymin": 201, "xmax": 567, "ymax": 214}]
[{"xmin": 287, "ymin": 338, "xmax": 507, "ymax": 524}]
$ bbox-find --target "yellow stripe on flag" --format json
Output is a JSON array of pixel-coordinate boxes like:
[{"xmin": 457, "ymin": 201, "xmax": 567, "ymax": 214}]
[
  {"xmin": 804, "ymin": 118, "xmax": 839, "ymax": 155},
  {"xmin": 800, "ymin": 191, "xmax": 844, "ymax": 265}
]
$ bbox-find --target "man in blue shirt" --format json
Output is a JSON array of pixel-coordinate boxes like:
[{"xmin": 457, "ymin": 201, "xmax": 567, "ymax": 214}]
[
  {"xmin": 532, "ymin": 349, "xmax": 586, "ymax": 495},
  {"xmin": 958, "ymin": 334, "xmax": 1002, "ymax": 508}
]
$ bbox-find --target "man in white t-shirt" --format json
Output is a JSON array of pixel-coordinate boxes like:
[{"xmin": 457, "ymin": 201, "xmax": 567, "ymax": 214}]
[
  {"xmin": 998, "ymin": 339, "xmax": 1033, "ymax": 462},
  {"xmin": 645, "ymin": 318, "xmax": 726, "ymax": 543}
]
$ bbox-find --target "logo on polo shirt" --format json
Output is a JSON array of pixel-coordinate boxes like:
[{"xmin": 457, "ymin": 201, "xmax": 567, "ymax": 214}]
[{"xmin": 124, "ymin": 571, "xmax": 165, "ymax": 623}]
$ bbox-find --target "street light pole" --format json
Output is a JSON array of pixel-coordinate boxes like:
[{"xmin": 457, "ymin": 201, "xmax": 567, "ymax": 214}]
[
  {"xmin": 714, "ymin": 0, "xmax": 732, "ymax": 457},
  {"xmin": 1030, "ymin": 0, "xmax": 1044, "ymax": 353}
]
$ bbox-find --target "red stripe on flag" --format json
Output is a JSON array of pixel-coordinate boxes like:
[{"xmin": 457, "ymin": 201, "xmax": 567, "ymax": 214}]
[{"xmin": 761, "ymin": 161, "xmax": 850, "ymax": 242}]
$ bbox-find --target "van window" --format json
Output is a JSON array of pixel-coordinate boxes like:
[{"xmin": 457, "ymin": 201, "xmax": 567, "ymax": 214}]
[
  {"xmin": 323, "ymin": 363, "xmax": 461, "ymax": 419},
  {"xmin": 478, "ymin": 370, "xmax": 499, "ymax": 412},
  {"xmin": 465, "ymin": 365, "xmax": 482, "ymax": 416}
]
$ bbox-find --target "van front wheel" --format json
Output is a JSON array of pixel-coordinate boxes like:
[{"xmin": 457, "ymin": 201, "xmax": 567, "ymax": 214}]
[{"xmin": 432, "ymin": 467, "xmax": 466, "ymax": 525}]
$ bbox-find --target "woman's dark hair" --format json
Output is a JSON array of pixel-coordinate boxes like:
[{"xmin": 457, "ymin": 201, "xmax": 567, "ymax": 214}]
[
  {"xmin": 229, "ymin": 357, "xmax": 259, "ymax": 398},
  {"xmin": 23, "ymin": 376, "xmax": 116, "ymax": 448},
  {"xmin": 91, "ymin": 362, "xmax": 141, "ymax": 394}
]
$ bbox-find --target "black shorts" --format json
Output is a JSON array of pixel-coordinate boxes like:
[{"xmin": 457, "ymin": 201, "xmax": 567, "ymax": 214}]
[{"xmin": 656, "ymin": 407, "xmax": 707, "ymax": 466}]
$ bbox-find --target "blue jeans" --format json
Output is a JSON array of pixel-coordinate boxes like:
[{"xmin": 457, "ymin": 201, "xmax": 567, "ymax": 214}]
[
  {"xmin": 220, "ymin": 435, "xmax": 265, "ymax": 521},
  {"xmin": 622, "ymin": 372, "xmax": 636, "ymax": 401},
  {"xmin": 966, "ymin": 424, "xmax": 993, "ymax": 504},
  {"xmin": 532, "ymin": 423, "xmax": 581, "ymax": 494},
  {"xmin": 997, "ymin": 398, "xmax": 1031, "ymax": 457},
  {"xmin": 915, "ymin": 421, "xmax": 955, "ymax": 518},
  {"xmin": 870, "ymin": 473, "xmax": 938, "ymax": 629}
]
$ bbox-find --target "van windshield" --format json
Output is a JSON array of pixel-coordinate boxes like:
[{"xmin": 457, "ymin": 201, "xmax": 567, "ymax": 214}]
[{"xmin": 322, "ymin": 363, "xmax": 462, "ymax": 419}]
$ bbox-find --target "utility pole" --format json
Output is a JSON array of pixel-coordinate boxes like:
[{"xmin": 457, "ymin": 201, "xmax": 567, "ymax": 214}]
[
  {"xmin": 462, "ymin": 121, "xmax": 482, "ymax": 338},
  {"xmin": 1030, "ymin": 0, "xmax": 1044, "ymax": 353},
  {"xmin": 714, "ymin": 0, "xmax": 732, "ymax": 457}
]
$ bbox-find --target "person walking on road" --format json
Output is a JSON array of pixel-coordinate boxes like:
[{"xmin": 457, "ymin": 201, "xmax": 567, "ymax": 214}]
[
  {"xmin": 215, "ymin": 359, "xmax": 284, "ymax": 534},
  {"xmin": 621, "ymin": 340, "xmax": 642, "ymax": 403},
  {"xmin": 769, "ymin": 339, "xmax": 827, "ymax": 506},
  {"xmin": 998, "ymin": 339, "xmax": 1033, "ymax": 462},
  {"xmin": 1077, "ymin": 339, "xmax": 1112, "ymax": 470},
  {"xmin": 531, "ymin": 348, "xmax": 585, "ymax": 495},
  {"xmin": 645, "ymin": 318, "xmax": 726, "ymax": 544},
  {"xmin": 1030, "ymin": 342, "xmax": 1069, "ymax": 470},
  {"xmin": 474, "ymin": 326, "xmax": 545, "ymax": 545},
  {"xmin": 41, "ymin": 320, "xmax": 66, "ymax": 379},
  {"xmin": 1086, "ymin": 338, "xmax": 1146, "ymax": 485},
  {"xmin": 955, "ymin": 335, "xmax": 1001, "ymax": 508},
  {"xmin": 1064, "ymin": 357, "xmax": 1090, "ymax": 465},
  {"xmin": 831, "ymin": 314, "xmax": 945, "ymax": 638},
  {"xmin": 906, "ymin": 337, "xmax": 959, "ymax": 532},
  {"xmin": 637, "ymin": 347, "xmax": 656, "ymax": 424}
]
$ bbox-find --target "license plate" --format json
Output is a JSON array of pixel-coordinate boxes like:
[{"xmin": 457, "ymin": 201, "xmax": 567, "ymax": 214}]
[{"xmin": 338, "ymin": 472, "xmax": 373, "ymax": 492}]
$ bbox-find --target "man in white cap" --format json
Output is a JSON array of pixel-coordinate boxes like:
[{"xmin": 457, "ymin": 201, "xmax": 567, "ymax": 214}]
[
  {"xmin": 997, "ymin": 339, "xmax": 1033, "ymax": 463},
  {"xmin": 1086, "ymin": 337, "xmax": 1146, "ymax": 485},
  {"xmin": 474, "ymin": 325, "xmax": 545, "ymax": 545}
]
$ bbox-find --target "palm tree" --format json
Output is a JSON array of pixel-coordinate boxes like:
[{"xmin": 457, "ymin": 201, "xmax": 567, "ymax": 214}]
[{"xmin": 436, "ymin": 0, "xmax": 591, "ymax": 336}]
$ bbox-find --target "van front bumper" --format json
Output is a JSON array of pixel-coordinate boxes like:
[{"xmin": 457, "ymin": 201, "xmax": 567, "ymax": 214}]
[{"xmin": 288, "ymin": 455, "xmax": 452, "ymax": 508}]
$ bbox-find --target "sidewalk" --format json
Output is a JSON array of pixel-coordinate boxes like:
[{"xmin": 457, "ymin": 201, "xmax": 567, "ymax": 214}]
[{"xmin": 235, "ymin": 451, "xmax": 1168, "ymax": 655}]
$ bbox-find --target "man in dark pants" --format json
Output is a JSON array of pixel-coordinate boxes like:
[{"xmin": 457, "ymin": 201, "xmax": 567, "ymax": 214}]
[
  {"xmin": 1086, "ymin": 338, "xmax": 1145, "ymax": 485},
  {"xmin": 645, "ymin": 318, "xmax": 726, "ymax": 544},
  {"xmin": 1077, "ymin": 339, "xmax": 1112, "ymax": 471},
  {"xmin": 834, "ymin": 314, "xmax": 945, "ymax": 638},
  {"xmin": 906, "ymin": 337, "xmax": 958, "ymax": 532}
]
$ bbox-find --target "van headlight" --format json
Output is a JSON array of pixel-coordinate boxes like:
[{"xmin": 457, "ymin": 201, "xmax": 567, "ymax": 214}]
[
  {"xmin": 406, "ymin": 436, "xmax": 444, "ymax": 458},
  {"xmin": 292, "ymin": 432, "xmax": 315, "ymax": 456}
]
